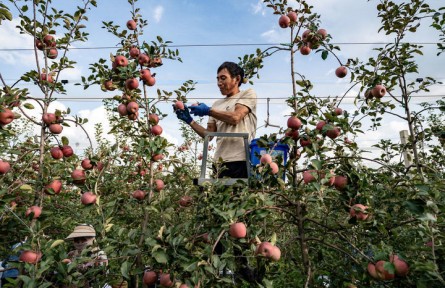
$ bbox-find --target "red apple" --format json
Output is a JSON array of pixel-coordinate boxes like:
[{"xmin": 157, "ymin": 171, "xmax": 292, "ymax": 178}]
[
  {"xmin": 179, "ymin": 195, "xmax": 193, "ymax": 207},
  {"xmin": 269, "ymin": 246, "xmax": 281, "ymax": 261},
  {"xmin": 49, "ymin": 123, "xmax": 63, "ymax": 134},
  {"xmin": 159, "ymin": 273, "xmax": 173, "ymax": 287},
  {"xmin": 47, "ymin": 48, "xmax": 58, "ymax": 59},
  {"xmin": 372, "ymin": 84, "xmax": 386, "ymax": 98},
  {"xmin": 287, "ymin": 11, "xmax": 298, "ymax": 22},
  {"xmin": 285, "ymin": 129, "xmax": 299, "ymax": 139},
  {"xmin": 334, "ymin": 107, "xmax": 343, "ymax": 116},
  {"xmin": 115, "ymin": 55, "xmax": 128, "ymax": 67},
  {"xmin": 269, "ymin": 162, "xmax": 279, "ymax": 174},
  {"xmin": 349, "ymin": 204, "xmax": 368, "ymax": 221},
  {"xmin": 154, "ymin": 179, "xmax": 164, "ymax": 191},
  {"xmin": 95, "ymin": 161, "xmax": 104, "ymax": 171},
  {"xmin": 229, "ymin": 222, "xmax": 247, "ymax": 238},
  {"xmin": 117, "ymin": 104, "xmax": 128, "ymax": 116},
  {"xmin": 326, "ymin": 127, "xmax": 341, "ymax": 139},
  {"xmin": 146, "ymin": 76, "xmax": 156, "ymax": 86},
  {"xmin": 151, "ymin": 125, "xmax": 163, "ymax": 136},
  {"xmin": 26, "ymin": 206, "xmax": 42, "ymax": 219},
  {"xmin": 0, "ymin": 107, "xmax": 14, "ymax": 125},
  {"xmin": 35, "ymin": 38, "xmax": 44, "ymax": 50},
  {"xmin": 140, "ymin": 69, "xmax": 152, "ymax": 82},
  {"xmin": 40, "ymin": 73, "xmax": 53, "ymax": 83},
  {"xmin": 42, "ymin": 113, "xmax": 56, "ymax": 125},
  {"xmin": 132, "ymin": 190, "xmax": 146, "ymax": 200},
  {"xmin": 50, "ymin": 147, "xmax": 64, "ymax": 159},
  {"xmin": 81, "ymin": 191, "xmax": 96, "ymax": 205},
  {"xmin": 71, "ymin": 169, "xmax": 86, "ymax": 185},
  {"xmin": 179, "ymin": 284, "xmax": 189, "ymax": 288},
  {"xmin": 175, "ymin": 101, "xmax": 185, "ymax": 110},
  {"xmin": 19, "ymin": 250, "xmax": 41, "ymax": 264},
  {"xmin": 61, "ymin": 145, "xmax": 74, "ymax": 157},
  {"xmin": 300, "ymin": 136, "xmax": 311, "ymax": 147},
  {"xmin": 256, "ymin": 241, "xmax": 280, "ymax": 261},
  {"xmin": 152, "ymin": 154, "xmax": 164, "ymax": 162},
  {"xmin": 335, "ymin": 66, "xmax": 348, "ymax": 78},
  {"xmin": 390, "ymin": 254, "xmax": 409, "ymax": 277},
  {"xmin": 45, "ymin": 180, "xmax": 62, "ymax": 194},
  {"xmin": 260, "ymin": 154, "xmax": 272, "ymax": 165},
  {"xmin": 0, "ymin": 160, "xmax": 11, "ymax": 174},
  {"xmin": 302, "ymin": 29, "xmax": 313, "ymax": 42},
  {"xmin": 81, "ymin": 159, "xmax": 93, "ymax": 170},
  {"xmin": 126, "ymin": 19, "xmax": 137, "ymax": 30},
  {"xmin": 149, "ymin": 113, "xmax": 159, "ymax": 125},
  {"xmin": 138, "ymin": 53, "xmax": 150, "ymax": 66},
  {"xmin": 333, "ymin": 175, "xmax": 348, "ymax": 190},
  {"xmin": 375, "ymin": 260, "xmax": 395, "ymax": 280},
  {"xmin": 43, "ymin": 34, "xmax": 56, "ymax": 47},
  {"xmin": 367, "ymin": 263, "xmax": 379, "ymax": 279},
  {"xmin": 287, "ymin": 116, "xmax": 302, "ymax": 130},
  {"xmin": 315, "ymin": 120, "xmax": 326, "ymax": 131},
  {"xmin": 126, "ymin": 102, "xmax": 139, "ymax": 114},
  {"xmin": 317, "ymin": 28, "xmax": 328, "ymax": 39},
  {"xmin": 126, "ymin": 78, "xmax": 139, "ymax": 90},
  {"xmin": 127, "ymin": 112, "xmax": 138, "ymax": 121},
  {"xmin": 303, "ymin": 170, "xmax": 317, "ymax": 184},
  {"xmin": 300, "ymin": 45, "xmax": 311, "ymax": 55},
  {"xmin": 104, "ymin": 80, "xmax": 115, "ymax": 91},
  {"xmin": 129, "ymin": 46, "xmax": 140, "ymax": 58},
  {"xmin": 278, "ymin": 15, "xmax": 291, "ymax": 28},
  {"xmin": 143, "ymin": 270, "xmax": 157, "ymax": 285}
]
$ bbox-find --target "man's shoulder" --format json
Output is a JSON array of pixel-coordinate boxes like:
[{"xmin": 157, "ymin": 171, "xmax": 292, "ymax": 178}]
[{"xmin": 239, "ymin": 88, "xmax": 256, "ymax": 98}]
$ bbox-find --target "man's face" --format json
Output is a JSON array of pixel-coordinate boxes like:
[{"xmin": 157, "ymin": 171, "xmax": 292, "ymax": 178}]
[{"xmin": 217, "ymin": 68, "xmax": 240, "ymax": 97}]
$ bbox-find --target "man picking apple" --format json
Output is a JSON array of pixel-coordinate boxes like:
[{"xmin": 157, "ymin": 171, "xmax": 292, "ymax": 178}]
[{"xmin": 175, "ymin": 61, "xmax": 257, "ymax": 178}]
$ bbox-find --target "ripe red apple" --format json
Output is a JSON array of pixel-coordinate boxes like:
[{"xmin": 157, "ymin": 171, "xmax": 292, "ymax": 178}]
[
  {"xmin": 152, "ymin": 154, "xmax": 164, "ymax": 162},
  {"xmin": 43, "ymin": 34, "xmax": 56, "ymax": 47},
  {"xmin": 349, "ymin": 204, "xmax": 368, "ymax": 221},
  {"xmin": 326, "ymin": 127, "xmax": 341, "ymax": 139},
  {"xmin": 334, "ymin": 107, "xmax": 343, "ymax": 116},
  {"xmin": 317, "ymin": 28, "xmax": 328, "ymax": 39},
  {"xmin": 300, "ymin": 136, "xmax": 311, "ymax": 147},
  {"xmin": 42, "ymin": 113, "xmax": 56, "ymax": 125},
  {"xmin": 47, "ymin": 48, "xmax": 58, "ymax": 59},
  {"xmin": 287, "ymin": 11, "xmax": 297, "ymax": 22},
  {"xmin": 81, "ymin": 159, "xmax": 93, "ymax": 170},
  {"xmin": 303, "ymin": 170, "xmax": 317, "ymax": 184},
  {"xmin": 115, "ymin": 55, "xmax": 128, "ymax": 67},
  {"xmin": 0, "ymin": 160, "xmax": 11, "ymax": 174},
  {"xmin": 117, "ymin": 104, "xmax": 128, "ymax": 116},
  {"xmin": 269, "ymin": 162, "xmax": 279, "ymax": 174},
  {"xmin": 269, "ymin": 245, "xmax": 281, "ymax": 261},
  {"xmin": 278, "ymin": 15, "xmax": 291, "ymax": 28},
  {"xmin": 49, "ymin": 123, "xmax": 63, "ymax": 134},
  {"xmin": 149, "ymin": 113, "xmax": 159, "ymax": 125},
  {"xmin": 260, "ymin": 154, "xmax": 272, "ymax": 165},
  {"xmin": 95, "ymin": 161, "xmax": 104, "ymax": 171},
  {"xmin": 0, "ymin": 107, "xmax": 14, "ymax": 125},
  {"xmin": 40, "ymin": 73, "xmax": 53, "ymax": 83},
  {"xmin": 126, "ymin": 19, "xmax": 137, "ymax": 30},
  {"xmin": 140, "ymin": 69, "xmax": 152, "ymax": 82},
  {"xmin": 285, "ymin": 129, "xmax": 299, "ymax": 139},
  {"xmin": 129, "ymin": 46, "xmax": 140, "ymax": 58},
  {"xmin": 335, "ymin": 66, "xmax": 348, "ymax": 78},
  {"xmin": 179, "ymin": 284, "xmax": 189, "ymax": 288},
  {"xmin": 256, "ymin": 241, "xmax": 280, "ymax": 261},
  {"xmin": 61, "ymin": 145, "xmax": 74, "ymax": 157},
  {"xmin": 151, "ymin": 125, "xmax": 163, "ymax": 136},
  {"xmin": 333, "ymin": 175, "xmax": 348, "ymax": 190},
  {"xmin": 19, "ymin": 250, "xmax": 41, "ymax": 264},
  {"xmin": 35, "ymin": 38, "xmax": 44, "ymax": 50},
  {"xmin": 367, "ymin": 263, "xmax": 379, "ymax": 279},
  {"xmin": 126, "ymin": 78, "xmax": 139, "ymax": 90},
  {"xmin": 146, "ymin": 76, "xmax": 156, "ymax": 86},
  {"xmin": 390, "ymin": 254, "xmax": 409, "ymax": 277},
  {"xmin": 175, "ymin": 101, "xmax": 185, "ymax": 110},
  {"xmin": 26, "ymin": 206, "xmax": 42, "ymax": 219},
  {"xmin": 302, "ymin": 29, "xmax": 312, "ymax": 42},
  {"xmin": 45, "ymin": 180, "xmax": 62, "ymax": 194},
  {"xmin": 154, "ymin": 179, "xmax": 164, "ymax": 191},
  {"xmin": 132, "ymin": 190, "xmax": 146, "ymax": 200},
  {"xmin": 127, "ymin": 112, "xmax": 138, "ymax": 121},
  {"xmin": 287, "ymin": 116, "xmax": 302, "ymax": 130},
  {"xmin": 143, "ymin": 270, "xmax": 157, "ymax": 285},
  {"xmin": 198, "ymin": 153, "xmax": 203, "ymax": 160},
  {"xmin": 229, "ymin": 222, "xmax": 247, "ymax": 238},
  {"xmin": 138, "ymin": 53, "xmax": 150, "ymax": 66},
  {"xmin": 159, "ymin": 273, "xmax": 173, "ymax": 287},
  {"xmin": 50, "ymin": 147, "xmax": 64, "ymax": 159},
  {"xmin": 81, "ymin": 191, "xmax": 96, "ymax": 205},
  {"xmin": 375, "ymin": 260, "xmax": 395, "ymax": 280},
  {"xmin": 300, "ymin": 45, "xmax": 311, "ymax": 55},
  {"xmin": 104, "ymin": 80, "xmax": 115, "ymax": 91},
  {"xmin": 126, "ymin": 102, "xmax": 139, "ymax": 114},
  {"xmin": 71, "ymin": 169, "xmax": 86, "ymax": 185},
  {"xmin": 372, "ymin": 84, "xmax": 386, "ymax": 98},
  {"xmin": 315, "ymin": 120, "xmax": 326, "ymax": 131},
  {"xmin": 179, "ymin": 195, "xmax": 193, "ymax": 207}
]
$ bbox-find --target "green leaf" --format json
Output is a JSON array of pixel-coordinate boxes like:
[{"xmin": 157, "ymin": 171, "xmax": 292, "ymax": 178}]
[
  {"xmin": 61, "ymin": 136, "xmax": 69, "ymax": 146},
  {"xmin": 153, "ymin": 250, "xmax": 168, "ymax": 264},
  {"xmin": 50, "ymin": 239, "xmax": 65, "ymax": 248},
  {"xmin": 120, "ymin": 261, "xmax": 130, "ymax": 279},
  {"xmin": 20, "ymin": 184, "xmax": 33, "ymax": 191},
  {"xmin": 311, "ymin": 159, "xmax": 322, "ymax": 170},
  {"xmin": 23, "ymin": 103, "xmax": 34, "ymax": 109},
  {"xmin": 321, "ymin": 50, "xmax": 328, "ymax": 60},
  {"xmin": 403, "ymin": 199, "xmax": 425, "ymax": 214}
]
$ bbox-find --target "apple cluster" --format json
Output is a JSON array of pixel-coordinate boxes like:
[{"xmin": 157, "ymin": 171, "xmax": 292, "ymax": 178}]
[
  {"xmin": 302, "ymin": 170, "xmax": 348, "ymax": 190},
  {"xmin": 35, "ymin": 34, "xmax": 58, "ymax": 59},
  {"xmin": 300, "ymin": 28, "xmax": 328, "ymax": 56},
  {"xmin": 42, "ymin": 112, "xmax": 64, "ymax": 134},
  {"xmin": 367, "ymin": 254, "xmax": 409, "ymax": 281},
  {"xmin": 365, "ymin": 84, "xmax": 387, "ymax": 100}
]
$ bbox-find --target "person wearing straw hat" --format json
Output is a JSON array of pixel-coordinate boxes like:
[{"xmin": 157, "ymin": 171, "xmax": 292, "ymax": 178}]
[{"xmin": 65, "ymin": 224, "xmax": 109, "ymax": 288}]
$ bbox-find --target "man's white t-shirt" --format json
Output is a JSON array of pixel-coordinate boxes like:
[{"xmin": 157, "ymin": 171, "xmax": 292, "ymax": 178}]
[{"xmin": 208, "ymin": 88, "xmax": 257, "ymax": 162}]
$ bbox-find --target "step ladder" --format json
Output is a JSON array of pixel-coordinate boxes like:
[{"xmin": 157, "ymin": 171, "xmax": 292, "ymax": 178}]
[{"xmin": 195, "ymin": 132, "xmax": 251, "ymax": 186}]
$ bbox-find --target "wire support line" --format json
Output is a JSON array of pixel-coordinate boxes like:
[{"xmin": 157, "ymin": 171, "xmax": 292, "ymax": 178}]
[{"xmin": 0, "ymin": 42, "xmax": 442, "ymax": 52}]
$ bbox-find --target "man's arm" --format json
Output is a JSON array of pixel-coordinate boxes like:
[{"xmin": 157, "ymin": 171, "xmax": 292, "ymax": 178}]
[
  {"xmin": 190, "ymin": 121, "xmax": 216, "ymax": 139},
  {"xmin": 209, "ymin": 104, "xmax": 250, "ymax": 126}
]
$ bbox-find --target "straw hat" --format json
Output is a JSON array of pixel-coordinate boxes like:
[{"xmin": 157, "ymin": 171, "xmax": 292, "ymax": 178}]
[{"xmin": 66, "ymin": 224, "xmax": 96, "ymax": 240}]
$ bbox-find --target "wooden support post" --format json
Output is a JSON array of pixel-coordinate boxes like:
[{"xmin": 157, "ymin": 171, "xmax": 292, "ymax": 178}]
[{"xmin": 400, "ymin": 130, "xmax": 413, "ymax": 168}]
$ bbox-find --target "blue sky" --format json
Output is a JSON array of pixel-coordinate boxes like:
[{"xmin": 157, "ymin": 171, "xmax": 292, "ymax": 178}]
[{"xmin": 0, "ymin": 0, "xmax": 444, "ymax": 157}]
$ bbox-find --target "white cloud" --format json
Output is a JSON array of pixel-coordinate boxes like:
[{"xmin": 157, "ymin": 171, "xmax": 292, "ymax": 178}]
[
  {"xmin": 0, "ymin": 19, "xmax": 35, "ymax": 66},
  {"xmin": 153, "ymin": 6, "xmax": 164, "ymax": 23},
  {"xmin": 251, "ymin": 0, "xmax": 266, "ymax": 16}
]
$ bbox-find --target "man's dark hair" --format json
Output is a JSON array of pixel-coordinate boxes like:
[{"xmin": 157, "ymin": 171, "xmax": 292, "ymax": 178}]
[{"xmin": 217, "ymin": 62, "xmax": 245, "ymax": 86}]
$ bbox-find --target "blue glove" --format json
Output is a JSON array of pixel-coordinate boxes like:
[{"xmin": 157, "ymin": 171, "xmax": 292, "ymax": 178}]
[
  {"xmin": 189, "ymin": 103, "xmax": 211, "ymax": 117},
  {"xmin": 174, "ymin": 104, "xmax": 193, "ymax": 124}
]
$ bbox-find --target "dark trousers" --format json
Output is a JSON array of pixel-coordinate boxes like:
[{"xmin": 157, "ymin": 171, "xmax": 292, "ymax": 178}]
[{"xmin": 213, "ymin": 161, "xmax": 248, "ymax": 178}]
